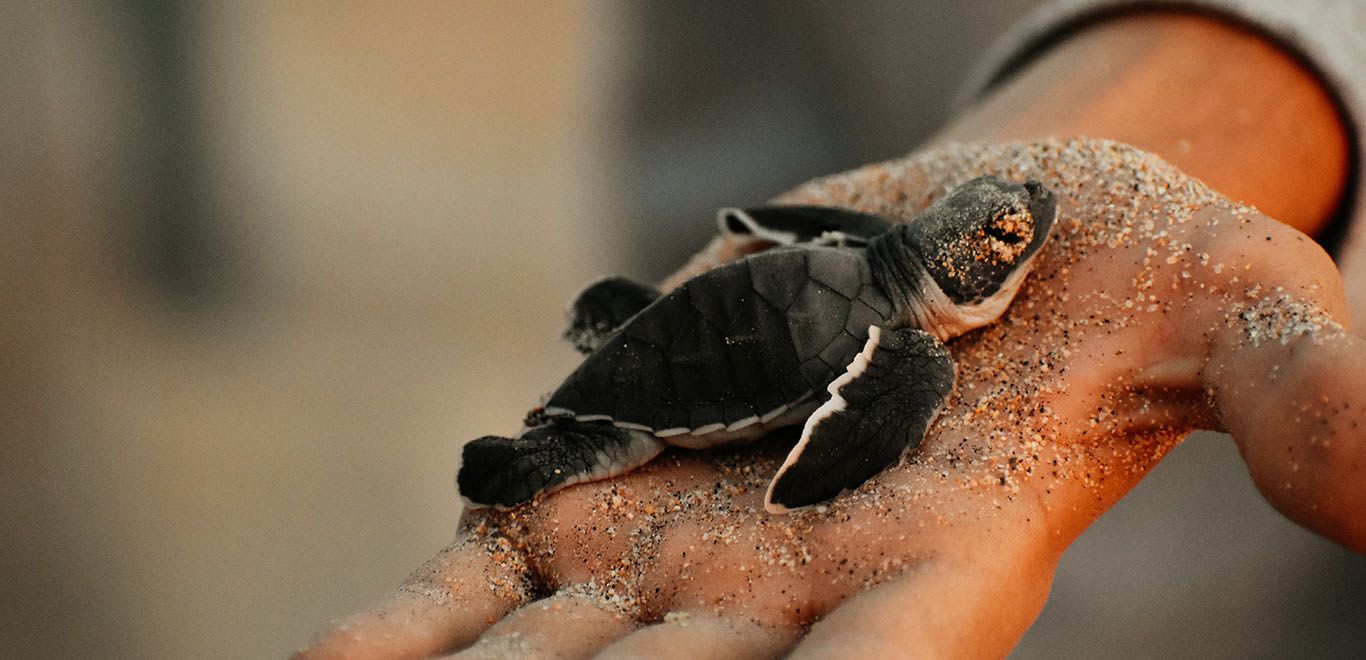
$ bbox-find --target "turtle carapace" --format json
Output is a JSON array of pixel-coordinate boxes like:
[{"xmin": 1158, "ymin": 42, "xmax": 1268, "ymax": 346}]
[{"xmin": 458, "ymin": 176, "xmax": 1056, "ymax": 513}]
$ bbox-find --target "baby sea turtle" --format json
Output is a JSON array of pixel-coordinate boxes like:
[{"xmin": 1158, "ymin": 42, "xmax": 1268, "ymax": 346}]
[{"xmin": 459, "ymin": 176, "xmax": 1056, "ymax": 513}]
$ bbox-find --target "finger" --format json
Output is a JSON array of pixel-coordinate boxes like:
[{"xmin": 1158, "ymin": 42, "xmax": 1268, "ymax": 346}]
[
  {"xmin": 443, "ymin": 590, "xmax": 637, "ymax": 659},
  {"xmin": 295, "ymin": 537, "xmax": 529, "ymax": 660},
  {"xmin": 595, "ymin": 613, "xmax": 797, "ymax": 660},
  {"xmin": 788, "ymin": 554, "xmax": 1053, "ymax": 660}
]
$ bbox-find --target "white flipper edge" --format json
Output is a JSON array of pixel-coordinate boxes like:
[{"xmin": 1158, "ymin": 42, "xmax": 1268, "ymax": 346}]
[
  {"xmin": 717, "ymin": 208, "xmax": 799, "ymax": 245},
  {"xmin": 765, "ymin": 325, "xmax": 883, "ymax": 513}
]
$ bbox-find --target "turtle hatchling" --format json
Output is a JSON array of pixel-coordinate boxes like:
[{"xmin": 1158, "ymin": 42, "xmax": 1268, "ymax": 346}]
[{"xmin": 458, "ymin": 175, "xmax": 1056, "ymax": 512}]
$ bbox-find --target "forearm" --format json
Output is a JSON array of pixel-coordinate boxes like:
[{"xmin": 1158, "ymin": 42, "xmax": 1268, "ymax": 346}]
[{"xmin": 937, "ymin": 11, "xmax": 1350, "ymax": 236}]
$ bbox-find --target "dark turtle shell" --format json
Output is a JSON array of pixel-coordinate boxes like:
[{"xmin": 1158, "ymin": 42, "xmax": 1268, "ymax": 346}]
[{"xmin": 543, "ymin": 246, "xmax": 894, "ymax": 435}]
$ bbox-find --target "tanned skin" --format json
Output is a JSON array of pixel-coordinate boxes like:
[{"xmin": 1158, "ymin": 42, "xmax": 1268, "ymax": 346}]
[{"xmin": 298, "ymin": 13, "xmax": 1364, "ymax": 660}]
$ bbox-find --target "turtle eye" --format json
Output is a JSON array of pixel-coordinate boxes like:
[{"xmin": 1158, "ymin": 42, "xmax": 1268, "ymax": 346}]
[
  {"xmin": 984, "ymin": 223, "xmax": 1024, "ymax": 245},
  {"xmin": 984, "ymin": 207, "xmax": 1032, "ymax": 245}
]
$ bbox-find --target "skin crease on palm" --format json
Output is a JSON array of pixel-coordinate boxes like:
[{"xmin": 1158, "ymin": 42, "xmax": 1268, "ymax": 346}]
[{"xmin": 297, "ymin": 14, "xmax": 1366, "ymax": 660}]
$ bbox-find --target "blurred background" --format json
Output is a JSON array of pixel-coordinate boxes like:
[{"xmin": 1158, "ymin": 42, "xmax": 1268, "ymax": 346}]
[{"xmin": 2, "ymin": 2, "xmax": 1362, "ymax": 658}]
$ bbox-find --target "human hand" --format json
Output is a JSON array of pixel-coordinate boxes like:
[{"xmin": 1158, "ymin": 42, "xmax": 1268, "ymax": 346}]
[{"xmin": 296, "ymin": 139, "xmax": 1366, "ymax": 659}]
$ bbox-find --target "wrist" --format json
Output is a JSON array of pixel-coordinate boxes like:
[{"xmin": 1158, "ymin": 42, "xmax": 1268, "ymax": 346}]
[{"xmin": 938, "ymin": 11, "xmax": 1349, "ymax": 237}]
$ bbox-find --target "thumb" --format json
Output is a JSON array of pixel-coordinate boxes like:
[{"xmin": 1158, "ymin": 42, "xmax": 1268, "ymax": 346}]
[{"xmin": 1202, "ymin": 215, "xmax": 1366, "ymax": 551}]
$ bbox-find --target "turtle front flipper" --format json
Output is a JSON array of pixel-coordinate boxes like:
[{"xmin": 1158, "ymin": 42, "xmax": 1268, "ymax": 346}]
[
  {"xmin": 765, "ymin": 326, "xmax": 956, "ymax": 513},
  {"xmin": 718, "ymin": 205, "xmax": 895, "ymax": 247},
  {"xmin": 563, "ymin": 276, "xmax": 661, "ymax": 354},
  {"xmin": 458, "ymin": 420, "xmax": 664, "ymax": 508}
]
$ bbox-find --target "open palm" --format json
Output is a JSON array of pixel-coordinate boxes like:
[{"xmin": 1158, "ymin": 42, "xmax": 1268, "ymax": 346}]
[{"xmin": 298, "ymin": 139, "xmax": 1366, "ymax": 660}]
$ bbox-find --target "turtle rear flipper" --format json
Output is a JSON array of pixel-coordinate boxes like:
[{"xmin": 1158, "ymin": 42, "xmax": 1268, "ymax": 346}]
[
  {"xmin": 563, "ymin": 276, "xmax": 661, "ymax": 354},
  {"xmin": 718, "ymin": 205, "xmax": 896, "ymax": 247},
  {"xmin": 459, "ymin": 420, "xmax": 663, "ymax": 508},
  {"xmin": 765, "ymin": 326, "xmax": 956, "ymax": 513}
]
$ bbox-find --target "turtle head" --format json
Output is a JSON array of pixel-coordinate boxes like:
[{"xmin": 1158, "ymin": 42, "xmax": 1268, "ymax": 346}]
[
  {"xmin": 904, "ymin": 175, "xmax": 1054, "ymax": 304},
  {"xmin": 871, "ymin": 176, "xmax": 1055, "ymax": 337}
]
